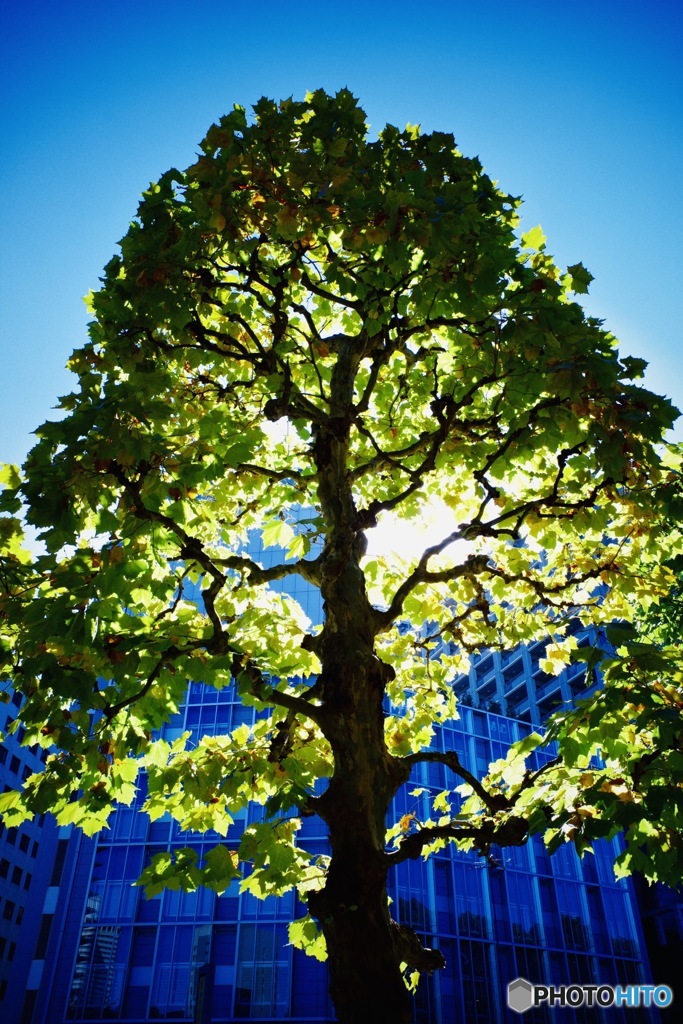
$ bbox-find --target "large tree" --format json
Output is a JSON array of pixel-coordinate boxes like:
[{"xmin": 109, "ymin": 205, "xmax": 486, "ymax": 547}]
[{"xmin": 1, "ymin": 89, "xmax": 681, "ymax": 1023}]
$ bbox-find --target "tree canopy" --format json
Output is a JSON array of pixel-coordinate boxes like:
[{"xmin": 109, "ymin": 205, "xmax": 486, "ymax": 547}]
[{"xmin": 1, "ymin": 88, "xmax": 682, "ymax": 1022}]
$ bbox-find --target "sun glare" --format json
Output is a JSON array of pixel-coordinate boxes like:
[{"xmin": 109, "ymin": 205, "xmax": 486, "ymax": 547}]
[{"xmin": 364, "ymin": 497, "xmax": 478, "ymax": 566}]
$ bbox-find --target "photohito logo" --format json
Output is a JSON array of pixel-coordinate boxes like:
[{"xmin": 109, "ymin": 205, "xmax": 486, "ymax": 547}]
[{"xmin": 507, "ymin": 977, "xmax": 673, "ymax": 1013}]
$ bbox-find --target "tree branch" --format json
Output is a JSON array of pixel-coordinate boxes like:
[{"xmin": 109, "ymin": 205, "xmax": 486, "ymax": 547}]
[
  {"xmin": 238, "ymin": 463, "xmax": 307, "ymax": 483},
  {"xmin": 230, "ymin": 653, "xmax": 325, "ymax": 726},
  {"xmin": 387, "ymin": 813, "xmax": 528, "ymax": 866},
  {"xmin": 375, "ymin": 551, "xmax": 490, "ymax": 632},
  {"xmin": 401, "ymin": 749, "xmax": 510, "ymax": 812},
  {"xmin": 213, "ymin": 552, "xmax": 322, "ymax": 587}
]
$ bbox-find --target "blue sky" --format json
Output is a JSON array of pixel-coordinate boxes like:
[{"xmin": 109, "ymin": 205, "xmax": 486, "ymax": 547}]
[{"xmin": 1, "ymin": 0, "xmax": 681, "ymax": 468}]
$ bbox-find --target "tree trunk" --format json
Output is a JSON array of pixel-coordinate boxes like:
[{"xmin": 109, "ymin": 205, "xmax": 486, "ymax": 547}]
[
  {"xmin": 308, "ymin": 846, "xmax": 412, "ymax": 1024},
  {"xmin": 309, "ymin": 638, "xmax": 413, "ymax": 1023},
  {"xmin": 309, "ymin": 558, "xmax": 416, "ymax": 1023},
  {"xmin": 308, "ymin": 343, "xmax": 425, "ymax": 1022}
]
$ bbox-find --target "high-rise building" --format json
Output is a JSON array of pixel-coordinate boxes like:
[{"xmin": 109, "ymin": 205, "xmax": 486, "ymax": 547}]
[
  {"xmin": 0, "ymin": 687, "xmax": 79, "ymax": 1024},
  {"xmin": 446, "ymin": 622, "xmax": 605, "ymax": 726},
  {"xmin": 2, "ymin": 532, "xmax": 667, "ymax": 1023},
  {"xmin": 447, "ymin": 628, "xmax": 683, "ymax": 1020},
  {"xmin": 23, "ymin": 693, "xmax": 656, "ymax": 1024}
]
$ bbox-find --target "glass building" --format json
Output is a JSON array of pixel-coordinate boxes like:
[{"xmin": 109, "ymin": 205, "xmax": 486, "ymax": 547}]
[
  {"xmin": 24, "ymin": 692, "xmax": 657, "ymax": 1024},
  {"xmin": 0, "ymin": 687, "xmax": 78, "ymax": 1024},
  {"xmin": 2, "ymin": 527, "xmax": 671, "ymax": 1023},
  {"xmin": 446, "ymin": 622, "xmax": 606, "ymax": 726},
  {"xmin": 446, "ymin": 628, "xmax": 683, "ymax": 1013}
]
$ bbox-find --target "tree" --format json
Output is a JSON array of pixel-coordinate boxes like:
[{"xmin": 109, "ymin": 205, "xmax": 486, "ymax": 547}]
[{"xmin": 0, "ymin": 89, "xmax": 681, "ymax": 1023}]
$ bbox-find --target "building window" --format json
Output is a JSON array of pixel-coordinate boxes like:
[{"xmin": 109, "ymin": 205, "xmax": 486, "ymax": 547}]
[
  {"xmin": 150, "ymin": 949, "xmax": 192, "ymax": 1016},
  {"xmin": 556, "ymin": 881, "xmax": 590, "ymax": 951},
  {"xmin": 35, "ymin": 914, "xmax": 54, "ymax": 959},
  {"xmin": 453, "ymin": 862, "xmax": 488, "ymax": 939},
  {"xmin": 18, "ymin": 833, "xmax": 29, "ymax": 854},
  {"xmin": 3, "ymin": 900, "xmax": 15, "ymax": 922},
  {"xmin": 507, "ymin": 872, "xmax": 542, "ymax": 945},
  {"xmin": 0, "ymin": 859, "xmax": 8, "ymax": 879},
  {"xmin": 602, "ymin": 888, "xmax": 638, "ymax": 959},
  {"xmin": 9, "ymin": 755, "xmax": 20, "ymax": 776},
  {"xmin": 21, "ymin": 991, "xmax": 38, "ymax": 1023},
  {"xmin": 234, "ymin": 923, "xmax": 290, "ymax": 1019},
  {"xmin": 68, "ymin": 924, "xmax": 130, "ymax": 1018},
  {"xmin": 50, "ymin": 840, "xmax": 68, "ymax": 887},
  {"xmin": 23, "ymin": 872, "xmax": 31, "ymax": 891},
  {"xmin": 11, "ymin": 865, "xmax": 22, "ymax": 887}
]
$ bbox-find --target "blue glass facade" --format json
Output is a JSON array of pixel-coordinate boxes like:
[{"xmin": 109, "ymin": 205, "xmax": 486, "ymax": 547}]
[
  {"xmin": 447, "ymin": 622, "xmax": 605, "ymax": 726},
  {"xmin": 448, "ymin": 628, "xmax": 683, "ymax": 1012},
  {"xmin": 0, "ymin": 688, "xmax": 73, "ymax": 1024},
  {"xmin": 28, "ymin": 690, "xmax": 657, "ymax": 1024},
  {"xmin": 2, "ymin": 527, "xmax": 670, "ymax": 1022}
]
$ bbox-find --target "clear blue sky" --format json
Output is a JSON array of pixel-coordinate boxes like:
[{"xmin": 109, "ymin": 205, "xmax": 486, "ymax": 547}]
[{"xmin": 1, "ymin": 0, "xmax": 681, "ymax": 468}]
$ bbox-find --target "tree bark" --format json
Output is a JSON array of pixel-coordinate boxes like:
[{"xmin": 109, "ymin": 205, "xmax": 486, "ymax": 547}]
[
  {"xmin": 309, "ymin": 621, "xmax": 414, "ymax": 1024},
  {"xmin": 308, "ymin": 850, "xmax": 412, "ymax": 1024},
  {"xmin": 308, "ymin": 509, "xmax": 415, "ymax": 1021},
  {"xmin": 305, "ymin": 338, "xmax": 442, "ymax": 1023}
]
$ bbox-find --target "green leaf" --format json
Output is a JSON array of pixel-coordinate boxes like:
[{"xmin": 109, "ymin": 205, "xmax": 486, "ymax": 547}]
[
  {"xmin": 605, "ymin": 623, "xmax": 638, "ymax": 647},
  {"xmin": 0, "ymin": 789, "xmax": 22, "ymax": 816},
  {"xmin": 0, "ymin": 464, "xmax": 21, "ymax": 489},
  {"xmin": 521, "ymin": 224, "xmax": 546, "ymax": 250},
  {"xmin": 223, "ymin": 441, "xmax": 256, "ymax": 467},
  {"xmin": 287, "ymin": 533, "xmax": 311, "ymax": 560},
  {"xmin": 261, "ymin": 518, "xmax": 295, "ymax": 549},
  {"xmin": 201, "ymin": 844, "xmax": 241, "ymax": 893},
  {"xmin": 566, "ymin": 262, "xmax": 594, "ymax": 294},
  {"xmin": 288, "ymin": 914, "xmax": 328, "ymax": 961}
]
